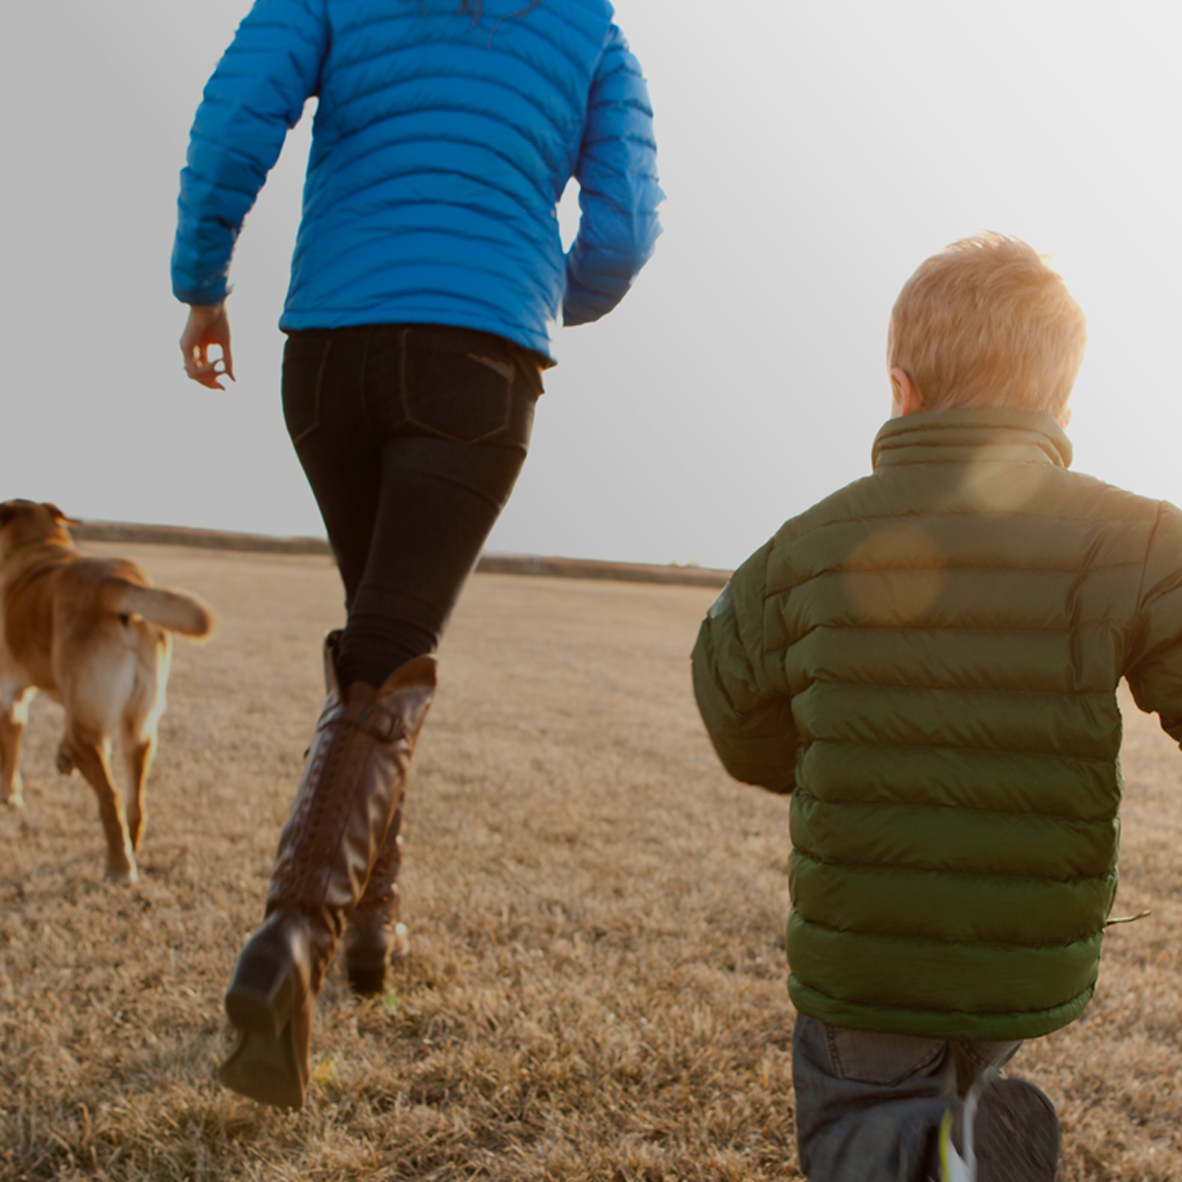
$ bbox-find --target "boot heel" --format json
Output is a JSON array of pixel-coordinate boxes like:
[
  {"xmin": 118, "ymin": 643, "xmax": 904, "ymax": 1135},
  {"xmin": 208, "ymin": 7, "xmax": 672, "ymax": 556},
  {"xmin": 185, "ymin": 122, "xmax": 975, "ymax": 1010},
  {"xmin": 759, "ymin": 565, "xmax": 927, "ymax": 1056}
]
[
  {"xmin": 217, "ymin": 1016, "xmax": 306, "ymax": 1111},
  {"xmin": 345, "ymin": 957, "xmax": 387, "ymax": 997},
  {"xmin": 224, "ymin": 924, "xmax": 299, "ymax": 1036},
  {"xmin": 219, "ymin": 922, "xmax": 307, "ymax": 1110}
]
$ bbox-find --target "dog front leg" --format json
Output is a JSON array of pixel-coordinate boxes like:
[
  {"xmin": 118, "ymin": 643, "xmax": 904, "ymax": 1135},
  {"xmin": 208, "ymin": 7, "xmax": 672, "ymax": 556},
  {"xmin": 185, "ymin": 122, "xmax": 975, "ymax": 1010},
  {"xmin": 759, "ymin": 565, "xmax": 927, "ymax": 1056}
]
[
  {"xmin": 0, "ymin": 717, "xmax": 25, "ymax": 807},
  {"xmin": 62, "ymin": 727, "xmax": 137, "ymax": 883},
  {"xmin": 0, "ymin": 686, "xmax": 34, "ymax": 807}
]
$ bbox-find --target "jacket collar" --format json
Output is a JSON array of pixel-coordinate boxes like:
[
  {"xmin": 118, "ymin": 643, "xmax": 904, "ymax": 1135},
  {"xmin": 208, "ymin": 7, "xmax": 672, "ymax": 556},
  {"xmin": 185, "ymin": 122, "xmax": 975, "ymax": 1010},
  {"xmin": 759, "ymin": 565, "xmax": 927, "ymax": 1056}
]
[{"xmin": 871, "ymin": 407, "xmax": 1072, "ymax": 472}]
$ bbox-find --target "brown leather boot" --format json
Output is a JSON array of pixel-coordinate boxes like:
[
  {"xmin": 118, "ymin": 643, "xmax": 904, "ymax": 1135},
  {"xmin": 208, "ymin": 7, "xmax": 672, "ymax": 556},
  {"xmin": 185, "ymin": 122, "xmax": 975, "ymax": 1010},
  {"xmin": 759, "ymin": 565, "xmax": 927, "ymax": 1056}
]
[
  {"xmin": 343, "ymin": 797, "xmax": 410, "ymax": 996},
  {"xmin": 217, "ymin": 636, "xmax": 435, "ymax": 1110}
]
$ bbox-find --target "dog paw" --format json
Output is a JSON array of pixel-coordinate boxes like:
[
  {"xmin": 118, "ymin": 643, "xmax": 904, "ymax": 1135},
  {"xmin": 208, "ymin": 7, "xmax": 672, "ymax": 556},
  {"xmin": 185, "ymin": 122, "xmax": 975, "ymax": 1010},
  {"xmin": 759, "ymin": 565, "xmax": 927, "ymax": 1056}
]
[
  {"xmin": 105, "ymin": 855, "xmax": 139, "ymax": 885},
  {"xmin": 1, "ymin": 772, "xmax": 24, "ymax": 807},
  {"xmin": 55, "ymin": 742, "xmax": 74, "ymax": 775}
]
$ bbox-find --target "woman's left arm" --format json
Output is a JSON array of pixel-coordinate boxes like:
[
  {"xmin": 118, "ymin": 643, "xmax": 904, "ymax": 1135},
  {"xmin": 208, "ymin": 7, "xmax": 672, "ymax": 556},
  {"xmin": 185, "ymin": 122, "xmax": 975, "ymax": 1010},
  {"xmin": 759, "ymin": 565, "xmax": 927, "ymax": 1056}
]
[{"xmin": 563, "ymin": 21, "xmax": 665, "ymax": 327}]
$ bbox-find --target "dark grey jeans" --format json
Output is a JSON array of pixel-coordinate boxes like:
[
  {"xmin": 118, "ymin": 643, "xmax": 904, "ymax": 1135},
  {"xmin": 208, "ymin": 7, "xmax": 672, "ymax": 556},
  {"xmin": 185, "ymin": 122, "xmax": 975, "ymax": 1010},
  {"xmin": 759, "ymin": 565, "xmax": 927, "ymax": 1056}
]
[
  {"xmin": 792, "ymin": 1014, "xmax": 1021, "ymax": 1182},
  {"xmin": 282, "ymin": 323, "xmax": 545, "ymax": 689}
]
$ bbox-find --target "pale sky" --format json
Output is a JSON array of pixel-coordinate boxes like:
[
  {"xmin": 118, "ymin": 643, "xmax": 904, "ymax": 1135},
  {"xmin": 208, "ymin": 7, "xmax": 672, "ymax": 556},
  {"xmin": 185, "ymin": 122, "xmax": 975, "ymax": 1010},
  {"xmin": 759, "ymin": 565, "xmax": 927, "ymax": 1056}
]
[{"xmin": 3, "ymin": 1, "xmax": 1181, "ymax": 570}]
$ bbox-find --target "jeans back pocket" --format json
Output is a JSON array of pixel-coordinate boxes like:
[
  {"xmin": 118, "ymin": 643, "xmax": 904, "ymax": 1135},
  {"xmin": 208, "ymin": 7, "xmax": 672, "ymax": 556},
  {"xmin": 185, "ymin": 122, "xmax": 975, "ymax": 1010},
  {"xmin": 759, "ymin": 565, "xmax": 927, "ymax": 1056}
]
[
  {"xmin": 826, "ymin": 1023, "xmax": 945, "ymax": 1087},
  {"xmin": 401, "ymin": 336, "xmax": 514, "ymax": 444}
]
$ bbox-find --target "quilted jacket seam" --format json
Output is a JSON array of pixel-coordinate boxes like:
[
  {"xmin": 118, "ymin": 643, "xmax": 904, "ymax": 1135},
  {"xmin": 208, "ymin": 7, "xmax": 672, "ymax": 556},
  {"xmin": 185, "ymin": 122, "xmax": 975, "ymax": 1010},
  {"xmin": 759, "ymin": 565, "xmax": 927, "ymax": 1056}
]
[
  {"xmin": 792, "ymin": 911, "xmax": 1109, "ymax": 950},
  {"xmin": 794, "ymin": 738, "xmax": 1113, "ymax": 768},
  {"xmin": 792, "ymin": 735, "xmax": 1115, "ymax": 763},
  {"xmin": 790, "ymin": 792, "xmax": 1117, "ymax": 827},
  {"xmin": 789, "ymin": 984, "xmax": 1094, "ymax": 1019},
  {"xmin": 780, "ymin": 679, "xmax": 1117, "ymax": 701}
]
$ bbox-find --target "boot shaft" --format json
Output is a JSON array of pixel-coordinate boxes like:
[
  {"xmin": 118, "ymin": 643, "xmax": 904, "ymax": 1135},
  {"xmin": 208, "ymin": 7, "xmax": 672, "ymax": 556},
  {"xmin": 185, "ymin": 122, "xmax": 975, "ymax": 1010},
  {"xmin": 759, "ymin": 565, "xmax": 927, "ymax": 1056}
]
[{"xmin": 267, "ymin": 655, "xmax": 435, "ymax": 923}]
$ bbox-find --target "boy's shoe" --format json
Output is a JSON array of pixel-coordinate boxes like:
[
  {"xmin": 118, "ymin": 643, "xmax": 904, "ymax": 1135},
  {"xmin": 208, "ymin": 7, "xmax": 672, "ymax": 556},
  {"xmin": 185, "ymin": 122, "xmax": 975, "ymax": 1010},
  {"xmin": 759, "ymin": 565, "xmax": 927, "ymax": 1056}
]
[{"xmin": 936, "ymin": 1071, "xmax": 1060, "ymax": 1181}]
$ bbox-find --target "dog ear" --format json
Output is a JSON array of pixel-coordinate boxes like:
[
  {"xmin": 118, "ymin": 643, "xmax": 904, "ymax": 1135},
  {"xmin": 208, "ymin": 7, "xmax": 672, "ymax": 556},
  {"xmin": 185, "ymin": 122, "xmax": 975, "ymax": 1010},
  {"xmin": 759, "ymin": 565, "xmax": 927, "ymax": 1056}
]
[
  {"xmin": 0, "ymin": 503, "xmax": 15, "ymax": 530},
  {"xmin": 44, "ymin": 502, "xmax": 82, "ymax": 527}
]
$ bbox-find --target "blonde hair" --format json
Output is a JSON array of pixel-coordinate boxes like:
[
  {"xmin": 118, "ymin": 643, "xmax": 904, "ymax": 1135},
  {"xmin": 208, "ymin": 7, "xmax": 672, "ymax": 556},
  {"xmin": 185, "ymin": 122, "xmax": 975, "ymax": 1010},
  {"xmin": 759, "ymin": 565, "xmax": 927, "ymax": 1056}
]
[{"xmin": 887, "ymin": 232, "xmax": 1087, "ymax": 416}]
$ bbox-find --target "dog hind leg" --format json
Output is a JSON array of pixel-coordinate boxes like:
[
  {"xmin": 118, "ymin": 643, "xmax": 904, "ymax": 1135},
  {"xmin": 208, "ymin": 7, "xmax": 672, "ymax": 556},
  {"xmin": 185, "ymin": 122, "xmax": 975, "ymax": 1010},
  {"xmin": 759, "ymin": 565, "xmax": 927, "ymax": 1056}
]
[
  {"xmin": 122, "ymin": 720, "xmax": 157, "ymax": 854},
  {"xmin": 62, "ymin": 726, "xmax": 137, "ymax": 883}
]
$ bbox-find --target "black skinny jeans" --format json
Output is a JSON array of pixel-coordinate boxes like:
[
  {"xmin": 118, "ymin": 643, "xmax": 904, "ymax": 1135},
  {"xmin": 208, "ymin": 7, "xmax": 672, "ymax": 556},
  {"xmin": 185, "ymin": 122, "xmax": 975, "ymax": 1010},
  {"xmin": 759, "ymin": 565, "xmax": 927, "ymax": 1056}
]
[{"xmin": 281, "ymin": 324, "xmax": 543, "ymax": 689}]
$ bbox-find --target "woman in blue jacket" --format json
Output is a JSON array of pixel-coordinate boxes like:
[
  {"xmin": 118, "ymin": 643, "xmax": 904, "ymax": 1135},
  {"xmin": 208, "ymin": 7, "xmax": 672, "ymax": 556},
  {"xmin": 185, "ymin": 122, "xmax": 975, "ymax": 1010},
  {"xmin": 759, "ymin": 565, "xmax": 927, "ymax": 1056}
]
[{"xmin": 173, "ymin": 0, "xmax": 661, "ymax": 1110}]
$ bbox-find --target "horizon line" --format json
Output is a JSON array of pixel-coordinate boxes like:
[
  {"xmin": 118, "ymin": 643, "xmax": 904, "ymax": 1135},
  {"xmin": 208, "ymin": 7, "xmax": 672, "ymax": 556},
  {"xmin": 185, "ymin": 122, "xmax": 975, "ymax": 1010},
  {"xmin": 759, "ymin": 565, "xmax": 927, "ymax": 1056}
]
[{"xmin": 71, "ymin": 519, "xmax": 732, "ymax": 589}]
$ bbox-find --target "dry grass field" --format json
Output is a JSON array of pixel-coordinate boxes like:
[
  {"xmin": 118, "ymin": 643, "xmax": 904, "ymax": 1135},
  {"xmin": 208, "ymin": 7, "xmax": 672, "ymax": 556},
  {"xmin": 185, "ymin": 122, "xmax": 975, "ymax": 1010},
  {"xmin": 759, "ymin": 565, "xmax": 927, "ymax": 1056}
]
[{"xmin": 1, "ymin": 542, "xmax": 1181, "ymax": 1181}]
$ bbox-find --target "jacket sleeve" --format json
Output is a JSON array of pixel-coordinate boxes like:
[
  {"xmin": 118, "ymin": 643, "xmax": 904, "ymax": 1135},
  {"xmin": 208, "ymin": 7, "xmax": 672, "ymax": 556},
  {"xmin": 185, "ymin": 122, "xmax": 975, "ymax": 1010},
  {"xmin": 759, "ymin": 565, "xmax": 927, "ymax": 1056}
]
[
  {"xmin": 171, "ymin": 0, "xmax": 328, "ymax": 305},
  {"xmin": 691, "ymin": 542, "xmax": 799, "ymax": 793},
  {"xmin": 1125, "ymin": 501, "xmax": 1182, "ymax": 743},
  {"xmin": 562, "ymin": 21, "xmax": 664, "ymax": 326}
]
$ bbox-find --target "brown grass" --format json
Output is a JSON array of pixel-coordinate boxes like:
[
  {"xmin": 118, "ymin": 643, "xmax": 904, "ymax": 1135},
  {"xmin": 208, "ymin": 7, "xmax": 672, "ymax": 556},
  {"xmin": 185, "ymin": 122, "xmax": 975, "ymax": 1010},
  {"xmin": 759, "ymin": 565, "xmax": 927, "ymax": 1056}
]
[{"xmin": 1, "ymin": 543, "xmax": 1180, "ymax": 1180}]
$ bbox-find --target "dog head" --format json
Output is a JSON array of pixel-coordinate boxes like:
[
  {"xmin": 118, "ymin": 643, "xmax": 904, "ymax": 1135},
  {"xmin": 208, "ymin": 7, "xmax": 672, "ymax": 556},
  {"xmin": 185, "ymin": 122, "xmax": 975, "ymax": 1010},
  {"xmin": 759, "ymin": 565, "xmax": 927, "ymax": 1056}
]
[{"xmin": 0, "ymin": 500, "xmax": 79, "ymax": 562}]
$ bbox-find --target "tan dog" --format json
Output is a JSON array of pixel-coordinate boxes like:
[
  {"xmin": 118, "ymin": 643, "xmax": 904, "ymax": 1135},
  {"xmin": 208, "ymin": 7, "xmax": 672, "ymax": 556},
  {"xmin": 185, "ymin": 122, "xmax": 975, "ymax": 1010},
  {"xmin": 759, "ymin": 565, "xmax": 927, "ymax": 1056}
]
[{"xmin": 0, "ymin": 500, "xmax": 216, "ymax": 882}]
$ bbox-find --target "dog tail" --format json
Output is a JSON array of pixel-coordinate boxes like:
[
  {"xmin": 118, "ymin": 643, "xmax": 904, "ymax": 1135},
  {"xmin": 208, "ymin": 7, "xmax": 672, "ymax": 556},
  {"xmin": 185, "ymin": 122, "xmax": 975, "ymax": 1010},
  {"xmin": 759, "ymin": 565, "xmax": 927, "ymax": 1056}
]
[{"xmin": 100, "ymin": 579, "xmax": 217, "ymax": 640}]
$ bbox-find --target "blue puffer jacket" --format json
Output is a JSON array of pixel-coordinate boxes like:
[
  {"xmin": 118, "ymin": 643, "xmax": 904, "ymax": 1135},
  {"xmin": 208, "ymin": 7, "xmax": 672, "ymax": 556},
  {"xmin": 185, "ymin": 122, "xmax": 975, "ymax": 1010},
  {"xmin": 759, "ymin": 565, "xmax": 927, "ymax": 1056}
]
[{"xmin": 172, "ymin": 0, "xmax": 663, "ymax": 360}]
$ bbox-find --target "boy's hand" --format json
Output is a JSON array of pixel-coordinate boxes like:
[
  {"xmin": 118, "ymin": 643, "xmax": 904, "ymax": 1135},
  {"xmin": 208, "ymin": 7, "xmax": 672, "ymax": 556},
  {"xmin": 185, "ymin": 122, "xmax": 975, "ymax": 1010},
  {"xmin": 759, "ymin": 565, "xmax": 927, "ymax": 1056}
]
[{"xmin": 180, "ymin": 302, "xmax": 235, "ymax": 389}]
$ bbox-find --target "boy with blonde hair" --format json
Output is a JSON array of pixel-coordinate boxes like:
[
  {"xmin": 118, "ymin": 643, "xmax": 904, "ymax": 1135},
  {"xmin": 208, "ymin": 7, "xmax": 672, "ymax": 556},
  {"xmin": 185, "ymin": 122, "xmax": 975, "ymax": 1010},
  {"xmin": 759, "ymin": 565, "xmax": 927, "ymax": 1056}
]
[{"xmin": 692, "ymin": 233, "xmax": 1182, "ymax": 1181}]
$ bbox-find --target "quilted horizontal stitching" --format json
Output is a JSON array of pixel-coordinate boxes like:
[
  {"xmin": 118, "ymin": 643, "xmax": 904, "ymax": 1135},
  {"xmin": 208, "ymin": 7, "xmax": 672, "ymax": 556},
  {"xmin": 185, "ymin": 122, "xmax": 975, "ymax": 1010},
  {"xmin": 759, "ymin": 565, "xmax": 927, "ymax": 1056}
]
[
  {"xmin": 781, "ymin": 504, "xmax": 1152, "ymax": 527},
  {"xmin": 781, "ymin": 623, "xmax": 1119, "ymax": 637},
  {"xmin": 798, "ymin": 738, "xmax": 1113, "ymax": 770},
  {"xmin": 791, "ymin": 734, "xmax": 1114, "ymax": 764},
  {"xmin": 324, "ymin": 143, "xmax": 562, "ymax": 194},
  {"xmin": 779, "ymin": 678, "xmax": 1118, "ymax": 701},
  {"xmin": 301, "ymin": 222, "xmax": 544, "ymax": 279},
  {"xmin": 336, "ymin": 5, "xmax": 601, "ymax": 62},
  {"xmin": 792, "ymin": 914, "xmax": 1103, "ymax": 954},
  {"xmin": 331, "ymin": 71, "xmax": 567, "ymax": 148},
  {"xmin": 320, "ymin": 132, "xmax": 559, "ymax": 210},
  {"xmin": 330, "ymin": 23, "xmax": 589, "ymax": 70},
  {"xmin": 766, "ymin": 570, "xmax": 1143, "ymax": 606},
  {"xmin": 791, "ymin": 787, "xmax": 1117, "ymax": 827},
  {"xmin": 768, "ymin": 623, "xmax": 1125, "ymax": 661},
  {"xmin": 790, "ymin": 982, "xmax": 1095, "ymax": 1020},
  {"xmin": 791, "ymin": 847, "xmax": 1115, "ymax": 889},
  {"xmin": 783, "ymin": 556, "xmax": 1142, "ymax": 574},
  {"xmin": 310, "ymin": 218, "xmax": 544, "ymax": 257},
  {"xmin": 766, "ymin": 559, "xmax": 1143, "ymax": 600}
]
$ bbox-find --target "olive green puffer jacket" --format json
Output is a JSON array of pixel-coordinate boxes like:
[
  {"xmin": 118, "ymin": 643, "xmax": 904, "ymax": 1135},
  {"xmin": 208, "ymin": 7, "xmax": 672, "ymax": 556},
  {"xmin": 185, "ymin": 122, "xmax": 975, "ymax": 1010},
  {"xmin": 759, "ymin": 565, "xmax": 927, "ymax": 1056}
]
[{"xmin": 692, "ymin": 408, "xmax": 1182, "ymax": 1041}]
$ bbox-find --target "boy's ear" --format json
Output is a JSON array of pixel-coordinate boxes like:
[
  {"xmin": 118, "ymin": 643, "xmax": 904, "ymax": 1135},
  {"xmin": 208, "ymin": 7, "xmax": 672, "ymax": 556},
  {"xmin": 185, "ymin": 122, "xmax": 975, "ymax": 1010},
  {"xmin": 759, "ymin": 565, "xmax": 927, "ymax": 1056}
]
[
  {"xmin": 1056, "ymin": 404, "xmax": 1073, "ymax": 429},
  {"xmin": 889, "ymin": 368, "xmax": 924, "ymax": 418}
]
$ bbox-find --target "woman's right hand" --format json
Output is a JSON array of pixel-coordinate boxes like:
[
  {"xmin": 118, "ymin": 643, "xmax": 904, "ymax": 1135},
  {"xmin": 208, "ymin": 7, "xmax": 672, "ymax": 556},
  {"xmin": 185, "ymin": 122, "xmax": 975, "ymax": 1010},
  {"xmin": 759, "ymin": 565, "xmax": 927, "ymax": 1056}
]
[{"xmin": 180, "ymin": 303, "xmax": 235, "ymax": 390}]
